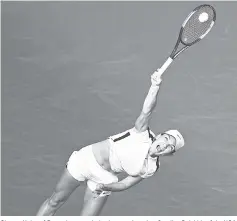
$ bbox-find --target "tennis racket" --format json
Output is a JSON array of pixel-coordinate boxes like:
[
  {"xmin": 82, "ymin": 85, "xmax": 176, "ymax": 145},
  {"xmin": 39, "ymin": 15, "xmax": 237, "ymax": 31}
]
[{"xmin": 155, "ymin": 4, "xmax": 216, "ymax": 77}]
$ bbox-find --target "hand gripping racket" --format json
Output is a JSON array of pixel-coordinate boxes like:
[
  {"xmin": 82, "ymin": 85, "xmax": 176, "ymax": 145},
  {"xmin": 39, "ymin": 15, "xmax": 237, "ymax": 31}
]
[{"xmin": 155, "ymin": 4, "xmax": 216, "ymax": 77}]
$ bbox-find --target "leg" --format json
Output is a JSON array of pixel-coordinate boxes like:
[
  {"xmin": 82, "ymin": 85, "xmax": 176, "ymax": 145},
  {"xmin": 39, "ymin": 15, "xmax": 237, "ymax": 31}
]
[
  {"xmin": 36, "ymin": 168, "xmax": 81, "ymax": 216},
  {"xmin": 80, "ymin": 186, "xmax": 109, "ymax": 216}
]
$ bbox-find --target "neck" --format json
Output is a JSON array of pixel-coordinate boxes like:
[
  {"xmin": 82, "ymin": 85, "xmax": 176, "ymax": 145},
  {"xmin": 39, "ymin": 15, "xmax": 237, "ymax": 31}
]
[{"xmin": 148, "ymin": 149, "xmax": 157, "ymax": 158}]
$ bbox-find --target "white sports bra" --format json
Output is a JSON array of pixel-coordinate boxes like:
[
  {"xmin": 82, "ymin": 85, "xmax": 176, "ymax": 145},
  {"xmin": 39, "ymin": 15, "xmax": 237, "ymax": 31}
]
[{"xmin": 108, "ymin": 127, "xmax": 159, "ymax": 178}]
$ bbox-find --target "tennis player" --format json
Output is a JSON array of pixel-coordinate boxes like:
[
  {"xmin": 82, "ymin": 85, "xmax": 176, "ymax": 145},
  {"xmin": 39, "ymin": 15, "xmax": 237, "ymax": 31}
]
[{"xmin": 36, "ymin": 70, "xmax": 185, "ymax": 216}]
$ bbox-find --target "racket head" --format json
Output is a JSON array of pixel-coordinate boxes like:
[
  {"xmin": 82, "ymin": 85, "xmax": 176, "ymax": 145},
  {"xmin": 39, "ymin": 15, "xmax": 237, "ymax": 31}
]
[{"xmin": 180, "ymin": 4, "xmax": 216, "ymax": 46}]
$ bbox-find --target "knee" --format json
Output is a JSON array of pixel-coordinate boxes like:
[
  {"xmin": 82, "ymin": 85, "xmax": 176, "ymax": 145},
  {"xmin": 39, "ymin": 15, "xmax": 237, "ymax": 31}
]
[{"xmin": 48, "ymin": 193, "xmax": 67, "ymax": 208}]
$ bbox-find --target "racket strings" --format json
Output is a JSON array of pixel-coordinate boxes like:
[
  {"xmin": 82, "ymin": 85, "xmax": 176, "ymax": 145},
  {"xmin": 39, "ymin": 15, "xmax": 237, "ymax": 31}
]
[{"xmin": 181, "ymin": 5, "xmax": 215, "ymax": 45}]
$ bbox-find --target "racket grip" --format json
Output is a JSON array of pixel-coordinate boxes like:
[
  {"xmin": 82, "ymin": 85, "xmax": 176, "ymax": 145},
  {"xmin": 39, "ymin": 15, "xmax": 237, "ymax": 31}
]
[{"xmin": 156, "ymin": 57, "xmax": 173, "ymax": 76}]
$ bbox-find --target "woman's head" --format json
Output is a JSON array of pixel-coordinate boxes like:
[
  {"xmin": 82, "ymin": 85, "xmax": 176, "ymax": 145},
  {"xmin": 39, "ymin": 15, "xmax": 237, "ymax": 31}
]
[{"xmin": 149, "ymin": 130, "xmax": 185, "ymax": 157}]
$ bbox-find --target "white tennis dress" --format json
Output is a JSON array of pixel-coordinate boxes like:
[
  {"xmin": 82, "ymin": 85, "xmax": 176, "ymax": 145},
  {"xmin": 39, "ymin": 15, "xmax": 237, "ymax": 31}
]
[
  {"xmin": 66, "ymin": 127, "xmax": 159, "ymax": 196},
  {"xmin": 108, "ymin": 127, "xmax": 159, "ymax": 178}
]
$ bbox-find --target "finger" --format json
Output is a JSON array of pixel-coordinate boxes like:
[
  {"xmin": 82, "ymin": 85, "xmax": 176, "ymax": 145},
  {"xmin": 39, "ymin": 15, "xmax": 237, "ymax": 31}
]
[
  {"xmin": 153, "ymin": 72, "xmax": 162, "ymax": 79},
  {"xmin": 93, "ymin": 189, "xmax": 100, "ymax": 194}
]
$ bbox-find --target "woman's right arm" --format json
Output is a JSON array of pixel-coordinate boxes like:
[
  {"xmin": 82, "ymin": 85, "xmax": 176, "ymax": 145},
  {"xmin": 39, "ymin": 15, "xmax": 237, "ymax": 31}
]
[{"xmin": 96, "ymin": 176, "xmax": 144, "ymax": 192}]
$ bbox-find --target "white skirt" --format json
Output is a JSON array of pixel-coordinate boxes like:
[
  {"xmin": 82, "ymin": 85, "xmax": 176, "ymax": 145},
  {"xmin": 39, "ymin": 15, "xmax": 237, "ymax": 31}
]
[{"xmin": 66, "ymin": 145, "xmax": 118, "ymax": 196}]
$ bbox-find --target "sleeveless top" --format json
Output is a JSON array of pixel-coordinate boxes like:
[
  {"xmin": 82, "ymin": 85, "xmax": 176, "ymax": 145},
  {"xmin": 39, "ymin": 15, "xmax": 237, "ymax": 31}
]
[{"xmin": 108, "ymin": 127, "xmax": 160, "ymax": 178}]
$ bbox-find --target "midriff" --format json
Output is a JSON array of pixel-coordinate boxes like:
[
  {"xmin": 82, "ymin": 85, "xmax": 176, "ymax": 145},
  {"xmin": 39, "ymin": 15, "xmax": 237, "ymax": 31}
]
[{"xmin": 91, "ymin": 139, "xmax": 112, "ymax": 172}]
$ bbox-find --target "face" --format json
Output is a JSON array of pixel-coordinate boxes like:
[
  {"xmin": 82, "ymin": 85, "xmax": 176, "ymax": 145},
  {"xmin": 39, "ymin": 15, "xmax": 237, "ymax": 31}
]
[{"xmin": 149, "ymin": 133, "xmax": 176, "ymax": 157}]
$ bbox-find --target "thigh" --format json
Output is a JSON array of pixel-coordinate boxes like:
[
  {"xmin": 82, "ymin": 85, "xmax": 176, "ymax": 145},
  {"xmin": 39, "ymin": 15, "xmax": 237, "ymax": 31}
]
[
  {"xmin": 52, "ymin": 168, "xmax": 81, "ymax": 201},
  {"xmin": 80, "ymin": 186, "xmax": 109, "ymax": 216}
]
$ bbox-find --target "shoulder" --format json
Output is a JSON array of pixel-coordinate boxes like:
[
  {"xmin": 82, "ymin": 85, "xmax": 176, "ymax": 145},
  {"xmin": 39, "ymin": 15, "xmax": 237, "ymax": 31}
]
[
  {"xmin": 133, "ymin": 126, "xmax": 155, "ymax": 140},
  {"xmin": 131, "ymin": 127, "xmax": 148, "ymax": 135},
  {"xmin": 133, "ymin": 125, "xmax": 153, "ymax": 133}
]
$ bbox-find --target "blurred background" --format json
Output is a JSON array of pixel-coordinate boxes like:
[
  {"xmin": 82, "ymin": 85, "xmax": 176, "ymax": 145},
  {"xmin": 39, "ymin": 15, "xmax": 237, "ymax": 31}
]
[{"xmin": 2, "ymin": 1, "xmax": 237, "ymax": 216}]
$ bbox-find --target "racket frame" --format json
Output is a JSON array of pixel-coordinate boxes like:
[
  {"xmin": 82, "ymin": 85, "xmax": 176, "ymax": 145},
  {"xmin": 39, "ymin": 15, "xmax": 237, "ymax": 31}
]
[
  {"xmin": 156, "ymin": 4, "xmax": 216, "ymax": 76},
  {"xmin": 180, "ymin": 4, "xmax": 216, "ymax": 46}
]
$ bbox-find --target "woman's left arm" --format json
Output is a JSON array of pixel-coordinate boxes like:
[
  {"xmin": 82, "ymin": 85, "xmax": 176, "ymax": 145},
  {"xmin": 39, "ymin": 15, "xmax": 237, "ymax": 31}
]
[{"xmin": 96, "ymin": 176, "xmax": 144, "ymax": 192}]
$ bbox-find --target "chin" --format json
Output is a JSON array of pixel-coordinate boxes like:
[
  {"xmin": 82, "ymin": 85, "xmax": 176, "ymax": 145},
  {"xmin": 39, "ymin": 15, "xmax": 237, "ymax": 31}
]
[{"xmin": 160, "ymin": 152, "xmax": 174, "ymax": 157}]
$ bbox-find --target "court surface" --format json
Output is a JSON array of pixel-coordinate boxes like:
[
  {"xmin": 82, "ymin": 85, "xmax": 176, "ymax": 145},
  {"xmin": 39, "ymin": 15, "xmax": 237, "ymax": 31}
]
[{"xmin": 2, "ymin": 1, "xmax": 237, "ymax": 216}]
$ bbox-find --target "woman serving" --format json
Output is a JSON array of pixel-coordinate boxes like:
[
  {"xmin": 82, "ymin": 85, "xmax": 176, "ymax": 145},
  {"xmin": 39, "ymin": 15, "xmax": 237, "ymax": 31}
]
[{"xmin": 36, "ymin": 70, "xmax": 185, "ymax": 216}]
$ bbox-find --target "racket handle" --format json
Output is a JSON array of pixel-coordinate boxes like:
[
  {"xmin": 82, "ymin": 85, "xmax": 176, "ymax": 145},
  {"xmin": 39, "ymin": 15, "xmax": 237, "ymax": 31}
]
[{"xmin": 156, "ymin": 57, "xmax": 173, "ymax": 76}]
